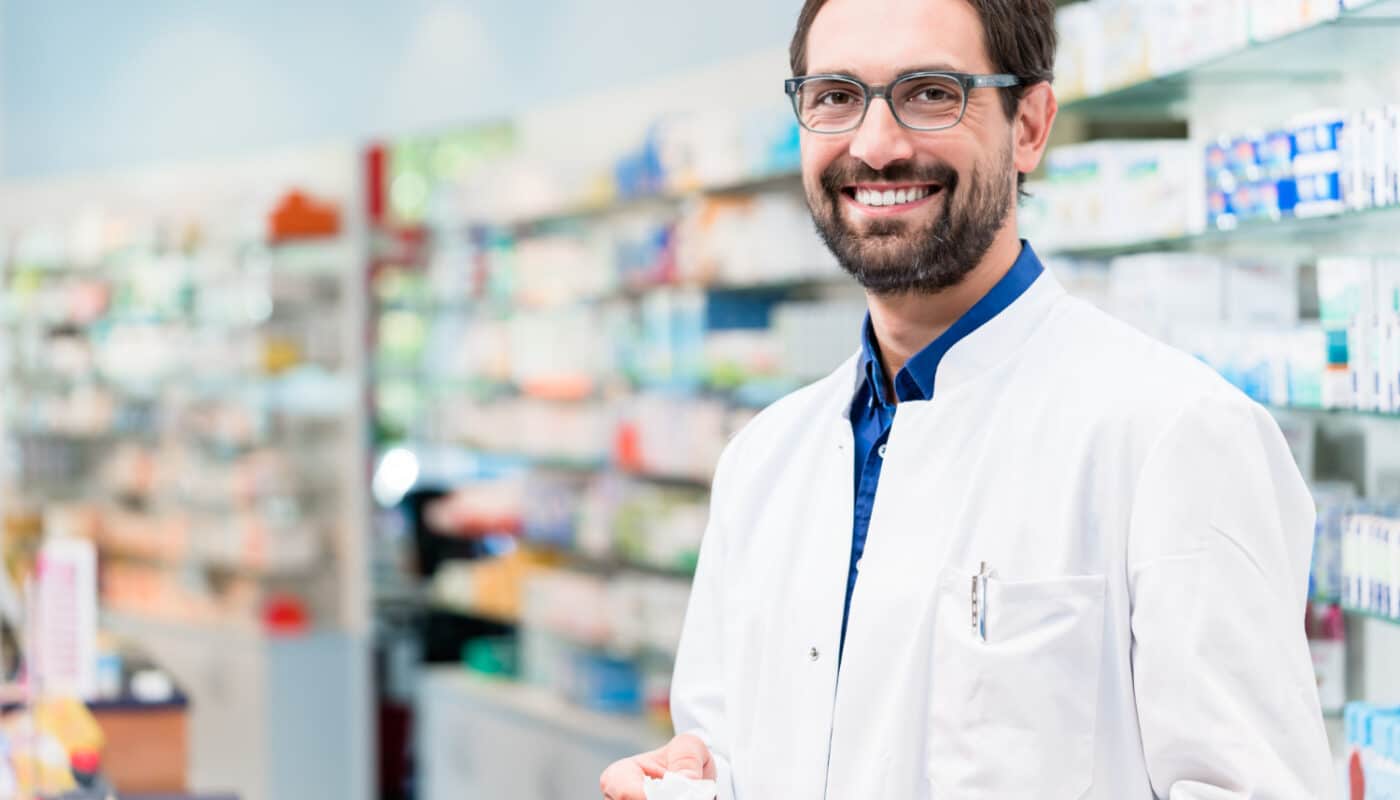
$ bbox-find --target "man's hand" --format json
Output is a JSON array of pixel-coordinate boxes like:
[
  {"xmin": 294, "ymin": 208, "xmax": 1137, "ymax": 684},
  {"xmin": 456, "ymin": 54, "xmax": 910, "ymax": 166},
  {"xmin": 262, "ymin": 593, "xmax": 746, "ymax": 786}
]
[{"xmin": 599, "ymin": 733, "xmax": 716, "ymax": 799}]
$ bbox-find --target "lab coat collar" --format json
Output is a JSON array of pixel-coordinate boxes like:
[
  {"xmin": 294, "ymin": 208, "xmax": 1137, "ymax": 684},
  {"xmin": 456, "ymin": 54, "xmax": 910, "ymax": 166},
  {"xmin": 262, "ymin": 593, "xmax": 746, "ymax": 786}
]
[
  {"xmin": 856, "ymin": 241, "xmax": 1047, "ymax": 405},
  {"xmin": 830, "ymin": 248, "xmax": 1065, "ymax": 422}
]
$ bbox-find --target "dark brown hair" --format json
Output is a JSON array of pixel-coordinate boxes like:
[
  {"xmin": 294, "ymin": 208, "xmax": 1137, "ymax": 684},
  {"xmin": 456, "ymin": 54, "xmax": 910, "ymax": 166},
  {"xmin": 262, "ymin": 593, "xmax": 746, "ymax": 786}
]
[{"xmin": 789, "ymin": 0, "xmax": 1058, "ymax": 120}]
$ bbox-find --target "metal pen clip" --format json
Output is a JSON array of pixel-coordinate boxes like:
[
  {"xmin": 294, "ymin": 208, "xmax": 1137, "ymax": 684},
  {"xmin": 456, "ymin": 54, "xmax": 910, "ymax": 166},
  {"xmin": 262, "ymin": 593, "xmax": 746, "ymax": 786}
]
[{"xmin": 971, "ymin": 561, "xmax": 992, "ymax": 642}]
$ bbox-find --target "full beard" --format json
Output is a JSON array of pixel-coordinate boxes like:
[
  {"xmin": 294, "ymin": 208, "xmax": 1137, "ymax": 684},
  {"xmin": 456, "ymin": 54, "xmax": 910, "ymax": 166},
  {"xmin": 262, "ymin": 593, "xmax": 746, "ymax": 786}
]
[{"xmin": 808, "ymin": 149, "xmax": 1015, "ymax": 296}]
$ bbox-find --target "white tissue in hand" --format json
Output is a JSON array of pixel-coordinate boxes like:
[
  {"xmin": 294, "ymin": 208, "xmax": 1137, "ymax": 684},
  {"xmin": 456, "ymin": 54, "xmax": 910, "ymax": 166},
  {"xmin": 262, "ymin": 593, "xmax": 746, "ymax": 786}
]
[{"xmin": 642, "ymin": 772, "xmax": 717, "ymax": 800}]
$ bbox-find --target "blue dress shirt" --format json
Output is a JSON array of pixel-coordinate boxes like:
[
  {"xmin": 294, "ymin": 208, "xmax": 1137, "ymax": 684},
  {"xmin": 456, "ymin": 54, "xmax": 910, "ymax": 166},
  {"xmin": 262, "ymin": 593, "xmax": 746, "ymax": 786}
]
[{"xmin": 840, "ymin": 242, "xmax": 1046, "ymax": 657}]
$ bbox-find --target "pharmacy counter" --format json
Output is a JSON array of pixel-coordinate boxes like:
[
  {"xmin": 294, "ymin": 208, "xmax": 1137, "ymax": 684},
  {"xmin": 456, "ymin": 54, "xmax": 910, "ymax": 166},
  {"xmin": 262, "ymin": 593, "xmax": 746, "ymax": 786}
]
[{"xmin": 417, "ymin": 668, "xmax": 669, "ymax": 800}]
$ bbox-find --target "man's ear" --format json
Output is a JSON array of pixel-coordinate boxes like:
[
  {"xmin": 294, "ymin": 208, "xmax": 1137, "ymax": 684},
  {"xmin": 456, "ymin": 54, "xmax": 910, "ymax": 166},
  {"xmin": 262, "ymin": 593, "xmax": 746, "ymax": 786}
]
[{"xmin": 1013, "ymin": 82, "xmax": 1058, "ymax": 178}]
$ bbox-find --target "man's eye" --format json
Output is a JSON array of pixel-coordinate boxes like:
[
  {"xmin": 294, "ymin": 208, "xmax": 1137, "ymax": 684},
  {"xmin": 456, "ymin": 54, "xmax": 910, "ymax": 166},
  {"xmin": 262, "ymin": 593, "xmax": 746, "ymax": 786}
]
[
  {"xmin": 818, "ymin": 91, "xmax": 857, "ymax": 106},
  {"xmin": 915, "ymin": 88, "xmax": 952, "ymax": 102}
]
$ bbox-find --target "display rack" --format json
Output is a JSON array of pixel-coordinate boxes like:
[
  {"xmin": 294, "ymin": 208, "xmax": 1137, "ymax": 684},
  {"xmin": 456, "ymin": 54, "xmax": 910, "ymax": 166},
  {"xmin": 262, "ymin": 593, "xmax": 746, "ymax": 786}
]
[
  {"xmin": 0, "ymin": 147, "xmax": 373, "ymax": 800},
  {"xmin": 1046, "ymin": 204, "xmax": 1400, "ymax": 260},
  {"xmin": 1059, "ymin": 0, "xmax": 1400, "ymax": 120}
]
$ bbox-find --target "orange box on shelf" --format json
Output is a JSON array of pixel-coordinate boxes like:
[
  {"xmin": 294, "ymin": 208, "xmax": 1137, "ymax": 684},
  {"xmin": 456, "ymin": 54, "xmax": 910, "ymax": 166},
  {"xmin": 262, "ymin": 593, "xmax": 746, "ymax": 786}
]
[
  {"xmin": 90, "ymin": 700, "xmax": 189, "ymax": 794},
  {"xmin": 268, "ymin": 189, "xmax": 340, "ymax": 242}
]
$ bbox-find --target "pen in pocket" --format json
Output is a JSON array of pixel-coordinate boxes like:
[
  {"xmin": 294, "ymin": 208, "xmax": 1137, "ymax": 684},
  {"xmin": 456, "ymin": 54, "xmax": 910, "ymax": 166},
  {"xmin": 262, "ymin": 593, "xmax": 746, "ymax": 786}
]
[{"xmin": 971, "ymin": 561, "xmax": 991, "ymax": 642}]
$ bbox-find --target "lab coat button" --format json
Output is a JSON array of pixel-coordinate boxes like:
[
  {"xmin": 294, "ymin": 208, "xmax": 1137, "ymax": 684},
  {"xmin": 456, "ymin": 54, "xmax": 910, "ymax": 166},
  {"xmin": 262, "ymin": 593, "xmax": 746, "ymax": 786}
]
[{"xmin": 809, "ymin": 646, "xmax": 820, "ymax": 662}]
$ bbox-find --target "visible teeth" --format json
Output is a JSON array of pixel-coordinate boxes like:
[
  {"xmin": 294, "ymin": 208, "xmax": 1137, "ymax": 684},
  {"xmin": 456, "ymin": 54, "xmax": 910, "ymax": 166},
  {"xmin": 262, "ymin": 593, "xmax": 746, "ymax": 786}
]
[{"xmin": 855, "ymin": 186, "xmax": 933, "ymax": 207}]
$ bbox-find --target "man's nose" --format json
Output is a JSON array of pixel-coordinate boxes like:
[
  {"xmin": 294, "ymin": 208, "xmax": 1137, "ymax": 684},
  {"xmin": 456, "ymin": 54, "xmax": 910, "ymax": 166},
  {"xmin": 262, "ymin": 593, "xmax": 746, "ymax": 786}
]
[{"xmin": 847, "ymin": 97, "xmax": 915, "ymax": 172}]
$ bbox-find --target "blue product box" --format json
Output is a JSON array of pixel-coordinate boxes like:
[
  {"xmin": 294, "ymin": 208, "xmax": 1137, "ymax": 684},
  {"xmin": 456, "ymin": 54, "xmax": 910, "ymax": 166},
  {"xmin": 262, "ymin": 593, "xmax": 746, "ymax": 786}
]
[
  {"xmin": 570, "ymin": 651, "xmax": 642, "ymax": 713},
  {"xmin": 1274, "ymin": 177, "xmax": 1300, "ymax": 216},
  {"xmin": 1207, "ymin": 188, "xmax": 1237, "ymax": 230},
  {"xmin": 1260, "ymin": 129, "xmax": 1296, "ymax": 177},
  {"xmin": 1205, "ymin": 140, "xmax": 1233, "ymax": 192},
  {"xmin": 1295, "ymin": 171, "xmax": 1345, "ymax": 218},
  {"xmin": 1227, "ymin": 136, "xmax": 1262, "ymax": 179},
  {"xmin": 1295, "ymin": 117, "xmax": 1345, "ymax": 156}
]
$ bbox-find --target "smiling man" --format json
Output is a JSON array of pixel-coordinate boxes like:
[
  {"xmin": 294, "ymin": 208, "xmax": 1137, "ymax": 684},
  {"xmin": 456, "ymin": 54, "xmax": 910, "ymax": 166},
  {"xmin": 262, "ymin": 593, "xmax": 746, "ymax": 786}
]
[{"xmin": 600, "ymin": 1, "xmax": 1335, "ymax": 798}]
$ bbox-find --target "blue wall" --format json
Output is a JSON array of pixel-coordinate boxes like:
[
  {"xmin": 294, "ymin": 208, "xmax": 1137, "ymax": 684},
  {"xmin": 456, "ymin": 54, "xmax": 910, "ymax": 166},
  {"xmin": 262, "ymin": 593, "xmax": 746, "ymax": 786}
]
[{"xmin": 1, "ymin": 0, "xmax": 798, "ymax": 178}]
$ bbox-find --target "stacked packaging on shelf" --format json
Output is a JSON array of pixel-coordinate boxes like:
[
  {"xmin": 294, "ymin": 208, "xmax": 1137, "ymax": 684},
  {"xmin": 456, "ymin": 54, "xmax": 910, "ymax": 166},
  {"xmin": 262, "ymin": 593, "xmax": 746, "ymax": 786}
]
[
  {"xmin": 1020, "ymin": 140, "xmax": 1199, "ymax": 251},
  {"xmin": 1318, "ymin": 256, "xmax": 1400, "ymax": 412},
  {"xmin": 1314, "ymin": 481, "xmax": 1361, "ymax": 602},
  {"xmin": 429, "ymin": 105, "xmax": 801, "ymax": 226},
  {"xmin": 518, "ymin": 570, "xmax": 691, "ymax": 718},
  {"xmin": 1207, "ymin": 110, "xmax": 1347, "ymax": 228},
  {"xmin": 1342, "ymin": 510, "xmax": 1400, "ymax": 621},
  {"xmin": 673, "ymin": 193, "xmax": 840, "ymax": 288},
  {"xmin": 1054, "ymin": 1, "xmax": 1247, "ymax": 99},
  {"xmin": 1, "ymin": 203, "xmax": 358, "ymax": 631},
  {"xmin": 1026, "ymin": 100, "xmax": 1400, "ymax": 250},
  {"xmin": 1208, "ymin": 102, "xmax": 1400, "ymax": 230},
  {"xmin": 1055, "ymin": 0, "xmax": 1386, "ymax": 103},
  {"xmin": 423, "ymin": 474, "xmax": 710, "ymax": 578},
  {"xmin": 1344, "ymin": 703, "xmax": 1400, "ymax": 795},
  {"xmin": 1046, "ymin": 250, "xmax": 1400, "ymax": 414},
  {"xmin": 1343, "ymin": 104, "xmax": 1400, "ymax": 213}
]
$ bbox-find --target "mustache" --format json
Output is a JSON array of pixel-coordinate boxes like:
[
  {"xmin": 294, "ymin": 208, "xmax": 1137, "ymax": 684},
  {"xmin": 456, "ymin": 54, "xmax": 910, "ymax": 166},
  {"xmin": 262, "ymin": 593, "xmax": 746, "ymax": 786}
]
[{"xmin": 818, "ymin": 159, "xmax": 960, "ymax": 196}]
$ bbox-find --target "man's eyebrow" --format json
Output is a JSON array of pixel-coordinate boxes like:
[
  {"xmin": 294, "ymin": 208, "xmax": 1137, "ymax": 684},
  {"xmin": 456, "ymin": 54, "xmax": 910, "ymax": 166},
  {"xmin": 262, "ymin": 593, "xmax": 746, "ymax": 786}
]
[{"xmin": 803, "ymin": 63, "xmax": 968, "ymax": 79}]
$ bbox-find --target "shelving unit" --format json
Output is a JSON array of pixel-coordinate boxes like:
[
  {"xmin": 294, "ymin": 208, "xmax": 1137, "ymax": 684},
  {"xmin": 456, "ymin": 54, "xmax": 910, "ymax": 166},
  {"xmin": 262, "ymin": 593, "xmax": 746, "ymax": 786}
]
[
  {"xmin": 1064, "ymin": 3, "xmax": 1400, "ymax": 115},
  {"xmin": 1342, "ymin": 605, "xmax": 1400, "ymax": 626},
  {"xmin": 1046, "ymin": 205, "xmax": 1400, "ymax": 260},
  {"xmin": 0, "ymin": 146, "xmax": 373, "ymax": 800}
]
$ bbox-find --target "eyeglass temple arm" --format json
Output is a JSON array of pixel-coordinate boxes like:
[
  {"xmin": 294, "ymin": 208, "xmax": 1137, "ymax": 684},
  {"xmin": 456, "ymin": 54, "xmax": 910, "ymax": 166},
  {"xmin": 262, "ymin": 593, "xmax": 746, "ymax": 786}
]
[{"xmin": 968, "ymin": 74, "xmax": 1023, "ymax": 89}]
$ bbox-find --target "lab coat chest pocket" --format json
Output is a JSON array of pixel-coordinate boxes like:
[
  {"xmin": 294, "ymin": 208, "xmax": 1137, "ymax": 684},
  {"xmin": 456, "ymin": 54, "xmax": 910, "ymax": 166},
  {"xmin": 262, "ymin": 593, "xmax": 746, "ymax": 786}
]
[{"xmin": 927, "ymin": 567, "xmax": 1106, "ymax": 799}]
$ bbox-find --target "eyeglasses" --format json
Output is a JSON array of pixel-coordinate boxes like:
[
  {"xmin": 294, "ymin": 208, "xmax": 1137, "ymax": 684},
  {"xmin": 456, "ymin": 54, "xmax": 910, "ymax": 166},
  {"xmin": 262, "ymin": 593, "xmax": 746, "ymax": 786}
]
[{"xmin": 784, "ymin": 71, "xmax": 1022, "ymax": 134}]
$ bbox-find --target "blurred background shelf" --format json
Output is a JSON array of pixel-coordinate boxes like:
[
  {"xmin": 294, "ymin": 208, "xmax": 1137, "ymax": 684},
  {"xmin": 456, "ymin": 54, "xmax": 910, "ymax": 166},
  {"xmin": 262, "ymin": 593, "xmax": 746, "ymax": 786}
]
[
  {"xmin": 1342, "ymin": 605, "xmax": 1400, "ymax": 626},
  {"xmin": 1047, "ymin": 205, "xmax": 1400, "ymax": 260},
  {"xmin": 1060, "ymin": 0, "xmax": 1400, "ymax": 121}
]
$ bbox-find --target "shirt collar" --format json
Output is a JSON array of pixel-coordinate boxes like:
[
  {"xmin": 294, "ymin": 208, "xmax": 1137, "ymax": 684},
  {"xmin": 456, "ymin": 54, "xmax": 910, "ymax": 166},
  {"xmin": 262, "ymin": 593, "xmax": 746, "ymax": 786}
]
[{"xmin": 857, "ymin": 240, "xmax": 1047, "ymax": 406}]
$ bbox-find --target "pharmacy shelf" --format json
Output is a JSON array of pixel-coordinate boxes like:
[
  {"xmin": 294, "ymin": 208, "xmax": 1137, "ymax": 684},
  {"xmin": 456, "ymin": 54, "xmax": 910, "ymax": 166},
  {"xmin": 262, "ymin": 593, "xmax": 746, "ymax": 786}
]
[
  {"xmin": 375, "ymin": 300, "xmax": 477, "ymax": 315},
  {"xmin": 1267, "ymin": 404, "xmax": 1400, "ymax": 421},
  {"xmin": 1342, "ymin": 605, "xmax": 1400, "ymax": 626},
  {"xmin": 1045, "ymin": 204, "xmax": 1400, "ymax": 260},
  {"xmin": 455, "ymin": 447, "xmax": 714, "ymax": 489},
  {"xmin": 373, "ymin": 273, "xmax": 848, "ymax": 321},
  {"xmin": 432, "ymin": 442, "xmax": 712, "ymax": 483},
  {"xmin": 500, "ymin": 169, "xmax": 803, "ymax": 229},
  {"xmin": 1060, "ymin": 1, "xmax": 1400, "ymax": 120},
  {"xmin": 616, "ymin": 468, "xmax": 712, "ymax": 490},
  {"xmin": 615, "ymin": 273, "xmax": 847, "ymax": 299},
  {"xmin": 543, "ymin": 549, "xmax": 697, "ymax": 581},
  {"xmin": 458, "ymin": 447, "xmax": 611, "ymax": 473},
  {"xmin": 96, "ymin": 545, "xmax": 322, "ymax": 581},
  {"xmin": 428, "ymin": 597, "xmax": 522, "ymax": 626}
]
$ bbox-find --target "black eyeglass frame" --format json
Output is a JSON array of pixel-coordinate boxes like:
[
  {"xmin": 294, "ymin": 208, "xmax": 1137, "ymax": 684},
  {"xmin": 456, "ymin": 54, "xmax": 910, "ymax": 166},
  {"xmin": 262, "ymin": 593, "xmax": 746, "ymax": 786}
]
[{"xmin": 783, "ymin": 71, "xmax": 1023, "ymax": 134}]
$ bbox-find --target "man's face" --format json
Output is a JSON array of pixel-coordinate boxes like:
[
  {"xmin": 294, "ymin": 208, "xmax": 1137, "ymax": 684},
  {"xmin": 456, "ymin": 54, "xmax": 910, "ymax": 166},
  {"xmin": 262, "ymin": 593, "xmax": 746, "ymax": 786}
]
[{"xmin": 800, "ymin": 0, "xmax": 1018, "ymax": 296}]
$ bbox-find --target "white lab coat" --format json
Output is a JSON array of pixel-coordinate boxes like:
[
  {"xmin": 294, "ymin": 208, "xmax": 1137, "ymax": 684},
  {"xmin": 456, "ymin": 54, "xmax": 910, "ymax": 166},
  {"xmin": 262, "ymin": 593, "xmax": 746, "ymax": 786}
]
[{"xmin": 669, "ymin": 269, "xmax": 1334, "ymax": 799}]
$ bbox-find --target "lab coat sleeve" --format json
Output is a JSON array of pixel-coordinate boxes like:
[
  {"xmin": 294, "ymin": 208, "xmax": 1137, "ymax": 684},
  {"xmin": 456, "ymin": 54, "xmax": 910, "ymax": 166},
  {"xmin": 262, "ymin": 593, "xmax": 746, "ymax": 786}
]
[
  {"xmin": 1126, "ymin": 393, "xmax": 1334, "ymax": 800},
  {"xmin": 669, "ymin": 433, "xmax": 743, "ymax": 800}
]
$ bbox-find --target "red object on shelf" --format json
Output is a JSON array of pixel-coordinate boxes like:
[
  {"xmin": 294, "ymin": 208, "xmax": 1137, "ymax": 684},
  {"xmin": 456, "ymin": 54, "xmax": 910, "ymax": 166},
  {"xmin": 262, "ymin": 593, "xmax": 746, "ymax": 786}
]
[
  {"xmin": 268, "ymin": 190, "xmax": 341, "ymax": 243},
  {"xmin": 262, "ymin": 594, "xmax": 311, "ymax": 636},
  {"xmin": 1350, "ymin": 749, "xmax": 1365, "ymax": 800},
  {"xmin": 365, "ymin": 143, "xmax": 387, "ymax": 227},
  {"xmin": 615, "ymin": 422, "xmax": 643, "ymax": 473},
  {"xmin": 70, "ymin": 749, "xmax": 101, "ymax": 775}
]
